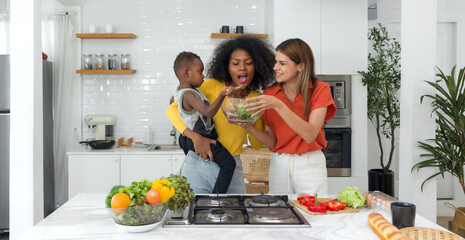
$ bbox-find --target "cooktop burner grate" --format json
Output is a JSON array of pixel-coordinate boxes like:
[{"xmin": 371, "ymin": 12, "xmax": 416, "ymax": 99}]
[
  {"xmin": 252, "ymin": 194, "xmax": 278, "ymax": 204},
  {"xmin": 173, "ymin": 194, "xmax": 310, "ymax": 227}
]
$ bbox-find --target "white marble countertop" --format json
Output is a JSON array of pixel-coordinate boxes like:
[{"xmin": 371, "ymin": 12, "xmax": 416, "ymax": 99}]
[
  {"xmin": 67, "ymin": 145, "xmax": 183, "ymax": 155},
  {"xmin": 20, "ymin": 193, "xmax": 451, "ymax": 240}
]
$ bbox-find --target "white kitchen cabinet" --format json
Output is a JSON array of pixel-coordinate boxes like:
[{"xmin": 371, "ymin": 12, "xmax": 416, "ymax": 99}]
[
  {"xmin": 171, "ymin": 153, "xmax": 185, "ymax": 175},
  {"xmin": 120, "ymin": 153, "xmax": 185, "ymax": 186},
  {"xmin": 68, "ymin": 154, "xmax": 120, "ymax": 199},
  {"xmin": 120, "ymin": 155, "xmax": 171, "ymax": 186}
]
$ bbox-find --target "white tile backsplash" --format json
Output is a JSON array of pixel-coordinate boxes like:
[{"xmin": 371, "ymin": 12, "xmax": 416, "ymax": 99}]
[{"xmin": 81, "ymin": 0, "xmax": 269, "ymax": 143}]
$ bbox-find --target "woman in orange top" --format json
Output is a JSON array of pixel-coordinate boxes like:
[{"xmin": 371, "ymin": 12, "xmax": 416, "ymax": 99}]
[{"xmin": 239, "ymin": 38, "xmax": 336, "ymax": 194}]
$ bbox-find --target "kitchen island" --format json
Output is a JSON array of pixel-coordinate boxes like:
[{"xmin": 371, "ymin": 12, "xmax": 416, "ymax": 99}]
[{"xmin": 21, "ymin": 193, "xmax": 452, "ymax": 240}]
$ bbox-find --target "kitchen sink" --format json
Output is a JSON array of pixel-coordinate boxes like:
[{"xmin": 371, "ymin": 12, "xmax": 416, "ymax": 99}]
[{"xmin": 148, "ymin": 144, "xmax": 182, "ymax": 151}]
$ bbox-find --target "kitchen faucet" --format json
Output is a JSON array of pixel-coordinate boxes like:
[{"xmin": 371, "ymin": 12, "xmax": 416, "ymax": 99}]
[{"xmin": 170, "ymin": 126, "xmax": 177, "ymax": 146}]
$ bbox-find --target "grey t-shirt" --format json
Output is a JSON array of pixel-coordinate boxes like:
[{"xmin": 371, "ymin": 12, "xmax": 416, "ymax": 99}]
[{"xmin": 174, "ymin": 88, "xmax": 215, "ymax": 136}]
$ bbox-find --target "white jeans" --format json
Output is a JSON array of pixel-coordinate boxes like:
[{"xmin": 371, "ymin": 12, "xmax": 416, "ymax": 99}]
[{"xmin": 268, "ymin": 150, "xmax": 328, "ymax": 195}]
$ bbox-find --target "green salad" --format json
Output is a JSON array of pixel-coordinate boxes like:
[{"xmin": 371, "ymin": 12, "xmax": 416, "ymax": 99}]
[{"xmin": 113, "ymin": 201, "xmax": 168, "ymax": 226}]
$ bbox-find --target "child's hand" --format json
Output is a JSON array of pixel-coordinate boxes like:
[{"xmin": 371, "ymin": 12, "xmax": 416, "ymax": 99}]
[{"xmin": 222, "ymin": 86, "xmax": 235, "ymax": 96}]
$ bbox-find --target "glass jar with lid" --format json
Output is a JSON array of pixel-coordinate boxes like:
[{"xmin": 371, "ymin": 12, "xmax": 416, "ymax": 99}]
[
  {"xmin": 83, "ymin": 54, "xmax": 93, "ymax": 70},
  {"xmin": 108, "ymin": 54, "xmax": 119, "ymax": 70},
  {"xmin": 121, "ymin": 54, "xmax": 131, "ymax": 70},
  {"xmin": 95, "ymin": 54, "xmax": 104, "ymax": 70}
]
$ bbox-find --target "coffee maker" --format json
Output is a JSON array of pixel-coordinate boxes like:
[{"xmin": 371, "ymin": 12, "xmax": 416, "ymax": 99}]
[{"xmin": 84, "ymin": 115, "xmax": 115, "ymax": 140}]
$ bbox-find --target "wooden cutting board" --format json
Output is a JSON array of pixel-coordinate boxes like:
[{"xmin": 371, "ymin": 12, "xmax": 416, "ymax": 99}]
[
  {"xmin": 399, "ymin": 227, "xmax": 462, "ymax": 240},
  {"xmin": 291, "ymin": 194, "xmax": 359, "ymax": 215}
]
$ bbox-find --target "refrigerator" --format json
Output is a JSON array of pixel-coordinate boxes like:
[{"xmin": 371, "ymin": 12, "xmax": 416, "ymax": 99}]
[
  {"xmin": 0, "ymin": 55, "xmax": 55, "ymax": 232},
  {"xmin": 0, "ymin": 55, "xmax": 10, "ymax": 232}
]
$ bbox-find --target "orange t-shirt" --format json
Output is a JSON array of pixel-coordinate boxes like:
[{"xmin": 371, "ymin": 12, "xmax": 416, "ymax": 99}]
[{"xmin": 262, "ymin": 80, "xmax": 337, "ymax": 154}]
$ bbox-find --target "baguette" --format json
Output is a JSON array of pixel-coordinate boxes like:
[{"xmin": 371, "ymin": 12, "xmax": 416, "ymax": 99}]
[{"xmin": 368, "ymin": 213, "xmax": 410, "ymax": 240}]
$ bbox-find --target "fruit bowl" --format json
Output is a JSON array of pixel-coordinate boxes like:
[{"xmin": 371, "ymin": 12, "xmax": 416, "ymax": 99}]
[
  {"xmin": 106, "ymin": 200, "xmax": 169, "ymax": 227},
  {"xmin": 221, "ymin": 98, "xmax": 262, "ymax": 124}
]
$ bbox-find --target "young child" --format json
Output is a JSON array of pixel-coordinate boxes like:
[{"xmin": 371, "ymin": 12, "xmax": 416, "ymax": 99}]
[{"xmin": 173, "ymin": 51, "xmax": 236, "ymax": 194}]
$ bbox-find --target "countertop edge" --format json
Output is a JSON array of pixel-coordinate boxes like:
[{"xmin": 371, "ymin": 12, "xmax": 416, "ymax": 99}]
[{"xmin": 67, "ymin": 148, "xmax": 184, "ymax": 155}]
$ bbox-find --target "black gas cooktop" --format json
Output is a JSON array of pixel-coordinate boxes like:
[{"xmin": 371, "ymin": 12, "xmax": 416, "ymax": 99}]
[{"xmin": 163, "ymin": 193, "xmax": 311, "ymax": 228}]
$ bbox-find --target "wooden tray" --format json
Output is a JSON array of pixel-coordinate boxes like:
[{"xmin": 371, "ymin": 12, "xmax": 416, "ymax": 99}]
[
  {"xmin": 399, "ymin": 227, "xmax": 462, "ymax": 240},
  {"xmin": 291, "ymin": 194, "xmax": 359, "ymax": 215}
]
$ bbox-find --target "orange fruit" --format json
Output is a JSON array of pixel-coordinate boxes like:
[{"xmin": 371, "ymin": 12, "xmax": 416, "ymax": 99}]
[{"xmin": 111, "ymin": 192, "xmax": 130, "ymax": 213}]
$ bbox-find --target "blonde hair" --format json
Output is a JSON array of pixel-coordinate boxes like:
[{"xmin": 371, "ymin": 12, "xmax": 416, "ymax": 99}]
[{"xmin": 276, "ymin": 38, "xmax": 317, "ymax": 119}]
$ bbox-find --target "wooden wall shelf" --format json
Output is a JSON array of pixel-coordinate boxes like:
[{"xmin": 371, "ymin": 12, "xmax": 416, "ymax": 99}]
[
  {"xmin": 76, "ymin": 33, "xmax": 136, "ymax": 39},
  {"xmin": 210, "ymin": 33, "xmax": 268, "ymax": 39},
  {"xmin": 76, "ymin": 70, "xmax": 136, "ymax": 74}
]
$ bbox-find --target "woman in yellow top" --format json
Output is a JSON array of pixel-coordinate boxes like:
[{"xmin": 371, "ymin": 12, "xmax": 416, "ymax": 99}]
[{"xmin": 166, "ymin": 37, "xmax": 275, "ymax": 193}]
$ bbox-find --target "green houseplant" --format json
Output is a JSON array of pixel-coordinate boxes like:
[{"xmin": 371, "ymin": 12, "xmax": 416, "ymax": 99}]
[
  {"xmin": 413, "ymin": 66, "xmax": 465, "ymax": 194},
  {"xmin": 357, "ymin": 24, "xmax": 401, "ymax": 196},
  {"xmin": 412, "ymin": 66, "xmax": 465, "ymax": 237}
]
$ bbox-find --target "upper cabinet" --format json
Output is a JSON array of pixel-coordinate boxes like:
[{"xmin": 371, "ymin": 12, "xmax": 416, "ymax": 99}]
[{"xmin": 210, "ymin": 33, "xmax": 268, "ymax": 39}]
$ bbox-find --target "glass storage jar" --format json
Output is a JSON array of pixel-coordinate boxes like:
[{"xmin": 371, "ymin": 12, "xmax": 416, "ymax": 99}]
[
  {"xmin": 95, "ymin": 54, "xmax": 105, "ymax": 70},
  {"xmin": 121, "ymin": 54, "xmax": 131, "ymax": 70},
  {"xmin": 83, "ymin": 54, "xmax": 93, "ymax": 70},
  {"xmin": 108, "ymin": 54, "xmax": 119, "ymax": 70}
]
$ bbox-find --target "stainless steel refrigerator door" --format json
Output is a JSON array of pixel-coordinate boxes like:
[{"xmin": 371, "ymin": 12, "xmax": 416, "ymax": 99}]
[
  {"xmin": 0, "ymin": 55, "xmax": 10, "ymax": 112},
  {"xmin": 0, "ymin": 113, "xmax": 10, "ymax": 229},
  {"xmin": 43, "ymin": 60, "xmax": 55, "ymax": 217}
]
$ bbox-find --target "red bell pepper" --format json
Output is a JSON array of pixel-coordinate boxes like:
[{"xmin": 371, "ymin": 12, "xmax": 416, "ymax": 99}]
[
  {"xmin": 298, "ymin": 196, "xmax": 316, "ymax": 206},
  {"xmin": 301, "ymin": 199, "xmax": 315, "ymax": 207},
  {"xmin": 324, "ymin": 200, "xmax": 346, "ymax": 211},
  {"xmin": 297, "ymin": 195, "xmax": 315, "ymax": 203},
  {"xmin": 307, "ymin": 193, "xmax": 327, "ymax": 213}
]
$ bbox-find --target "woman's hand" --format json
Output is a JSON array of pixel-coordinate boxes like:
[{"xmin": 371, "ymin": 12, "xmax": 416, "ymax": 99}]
[
  {"xmin": 183, "ymin": 129, "xmax": 216, "ymax": 161},
  {"xmin": 245, "ymin": 95, "xmax": 283, "ymax": 117}
]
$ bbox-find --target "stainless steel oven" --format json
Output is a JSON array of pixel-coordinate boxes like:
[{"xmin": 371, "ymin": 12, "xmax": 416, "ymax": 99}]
[
  {"xmin": 317, "ymin": 75, "xmax": 351, "ymax": 177},
  {"xmin": 323, "ymin": 128, "xmax": 351, "ymax": 177}
]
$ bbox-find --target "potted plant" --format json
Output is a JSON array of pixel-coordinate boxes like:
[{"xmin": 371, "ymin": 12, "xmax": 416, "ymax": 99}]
[
  {"xmin": 412, "ymin": 66, "xmax": 465, "ymax": 236},
  {"xmin": 357, "ymin": 24, "xmax": 401, "ymax": 196}
]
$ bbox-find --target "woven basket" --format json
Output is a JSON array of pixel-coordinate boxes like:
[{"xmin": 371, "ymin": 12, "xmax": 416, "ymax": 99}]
[
  {"xmin": 445, "ymin": 202, "xmax": 465, "ymax": 238},
  {"xmin": 240, "ymin": 146, "xmax": 271, "ymax": 183}
]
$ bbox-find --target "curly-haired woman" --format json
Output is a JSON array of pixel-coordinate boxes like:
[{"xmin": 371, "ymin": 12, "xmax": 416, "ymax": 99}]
[{"xmin": 166, "ymin": 37, "xmax": 275, "ymax": 193}]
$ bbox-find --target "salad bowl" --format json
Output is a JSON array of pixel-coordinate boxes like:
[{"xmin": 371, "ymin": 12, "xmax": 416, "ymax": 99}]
[
  {"xmin": 107, "ymin": 200, "xmax": 169, "ymax": 232},
  {"xmin": 221, "ymin": 98, "xmax": 263, "ymax": 124}
]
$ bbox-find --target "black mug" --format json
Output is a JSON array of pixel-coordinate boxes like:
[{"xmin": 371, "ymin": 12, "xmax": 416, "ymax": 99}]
[
  {"xmin": 391, "ymin": 202, "xmax": 416, "ymax": 229},
  {"xmin": 220, "ymin": 25, "xmax": 230, "ymax": 33},
  {"xmin": 234, "ymin": 26, "xmax": 244, "ymax": 34}
]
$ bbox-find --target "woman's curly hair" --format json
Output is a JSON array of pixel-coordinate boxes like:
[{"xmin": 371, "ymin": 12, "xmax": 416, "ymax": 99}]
[{"xmin": 206, "ymin": 36, "xmax": 275, "ymax": 91}]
